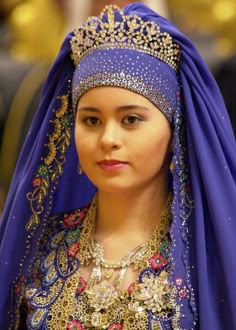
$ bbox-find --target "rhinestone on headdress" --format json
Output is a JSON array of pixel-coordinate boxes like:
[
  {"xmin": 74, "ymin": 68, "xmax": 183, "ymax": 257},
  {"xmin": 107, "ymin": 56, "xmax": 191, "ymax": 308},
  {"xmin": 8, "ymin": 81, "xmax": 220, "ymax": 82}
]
[{"xmin": 70, "ymin": 5, "xmax": 180, "ymax": 71}]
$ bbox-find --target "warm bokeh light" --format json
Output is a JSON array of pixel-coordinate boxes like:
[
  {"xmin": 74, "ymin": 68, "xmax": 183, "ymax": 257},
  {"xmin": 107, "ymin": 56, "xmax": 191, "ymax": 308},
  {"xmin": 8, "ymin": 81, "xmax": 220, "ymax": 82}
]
[
  {"xmin": 168, "ymin": 0, "xmax": 236, "ymax": 56},
  {"xmin": 1, "ymin": 0, "xmax": 236, "ymax": 61},
  {"xmin": 4, "ymin": 0, "xmax": 65, "ymax": 61}
]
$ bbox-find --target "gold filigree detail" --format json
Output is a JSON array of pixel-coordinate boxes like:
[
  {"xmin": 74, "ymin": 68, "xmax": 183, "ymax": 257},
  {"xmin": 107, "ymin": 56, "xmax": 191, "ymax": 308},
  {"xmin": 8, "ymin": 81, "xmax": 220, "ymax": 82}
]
[
  {"xmin": 70, "ymin": 5, "xmax": 180, "ymax": 71},
  {"xmin": 26, "ymin": 95, "xmax": 73, "ymax": 231},
  {"xmin": 77, "ymin": 196, "xmax": 98, "ymax": 265}
]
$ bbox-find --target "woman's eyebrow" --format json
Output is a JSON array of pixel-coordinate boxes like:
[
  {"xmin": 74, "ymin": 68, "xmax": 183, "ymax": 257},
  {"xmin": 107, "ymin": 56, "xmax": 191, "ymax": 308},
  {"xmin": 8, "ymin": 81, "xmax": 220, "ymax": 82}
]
[
  {"xmin": 116, "ymin": 105, "xmax": 150, "ymax": 111},
  {"xmin": 77, "ymin": 105, "xmax": 149, "ymax": 112},
  {"xmin": 77, "ymin": 106, "xmax": 100, "ymax": 112}
]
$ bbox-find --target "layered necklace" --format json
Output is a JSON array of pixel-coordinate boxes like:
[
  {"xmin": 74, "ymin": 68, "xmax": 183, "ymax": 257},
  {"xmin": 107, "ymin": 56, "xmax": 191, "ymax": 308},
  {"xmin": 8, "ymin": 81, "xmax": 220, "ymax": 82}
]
[{"xmin": 77, "ymin": 193, "xmax": 173, "ymax": 328}]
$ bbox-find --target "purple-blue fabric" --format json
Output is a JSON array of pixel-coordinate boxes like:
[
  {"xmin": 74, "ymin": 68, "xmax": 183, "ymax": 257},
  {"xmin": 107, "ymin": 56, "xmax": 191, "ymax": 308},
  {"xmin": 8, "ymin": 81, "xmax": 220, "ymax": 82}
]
[
  {"xmin": 0, "ymin": 3, "xmax": 236, "ymax": 329},
  {"xmin": 72, "ymin": 48, "xmax": 180, "ymax": 123}
]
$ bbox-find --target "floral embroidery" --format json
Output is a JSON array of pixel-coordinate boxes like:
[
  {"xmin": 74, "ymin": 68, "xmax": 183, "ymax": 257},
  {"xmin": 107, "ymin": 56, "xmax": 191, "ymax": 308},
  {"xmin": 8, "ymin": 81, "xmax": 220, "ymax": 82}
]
[
  {"xmin": 66, "ymin": 319, "xmax": 84, "ymax": 330},
  {"xmin": 174, "ymin": 276, "xmax": 189, "ymax": 299},
  {"xmin": 177, "ymin": 286, "xmax": 189, "ymax": 300},
  {"xmin": 76, "ymin": 277, "xmax": 87, "ymax": 294},
  {"xmin": 63, "ymin": 209, "xmax": 88, "ymax": 229},
  {"xmin": 66, "ymin": 229, "xmax": 80, "ymax": 245},
  {"xmin": 108, "ymin": 323, "xmax": 123, "ymax": 330},
  {"xmin": 32, "ymin": 177, "xmax": 42, "ymax": 187},
  {"xmin": 68, "ymin": 241, "xmax": 80, "ymax": 257},
  {"xmin": 175, "ymin": 277, "xmax": 184, "ymax": 286},
  {"xmin": 36, "ymin": 164, "xmax": 49, "ymax": 178},
  {"xmin": 25, "ymin": 95, "xmax": 73, "ymax": 232},
  {"xmin": 149, "ymin": 253, "xmax": 167, "ymax": 270},
  {"xmin": 159, "ymin": 241, "xmax": 170, "ymax": 258}
]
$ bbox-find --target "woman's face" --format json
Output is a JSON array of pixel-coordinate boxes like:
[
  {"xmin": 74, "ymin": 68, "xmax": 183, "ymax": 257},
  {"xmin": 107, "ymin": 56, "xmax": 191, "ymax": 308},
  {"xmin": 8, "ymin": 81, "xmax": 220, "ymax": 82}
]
[{"xmin": 75, "ymin": 87, "xmax": 172, "ymax": 194}]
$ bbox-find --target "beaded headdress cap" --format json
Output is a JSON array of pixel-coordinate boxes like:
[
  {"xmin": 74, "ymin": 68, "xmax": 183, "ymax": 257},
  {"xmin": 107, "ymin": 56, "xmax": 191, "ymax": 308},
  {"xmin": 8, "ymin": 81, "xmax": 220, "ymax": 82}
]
[
  {"xmin": 71, "ymin": 5, "xmax": 181, "ymax": 123},
  {"xmin": 70, "ymin": 5, "xmax": 180, "ymax": 71}
]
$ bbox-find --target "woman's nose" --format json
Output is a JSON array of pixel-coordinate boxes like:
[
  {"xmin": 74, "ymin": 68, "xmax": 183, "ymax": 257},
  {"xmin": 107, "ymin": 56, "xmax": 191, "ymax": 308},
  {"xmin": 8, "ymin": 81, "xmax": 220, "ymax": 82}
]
[{"xmin": 100, "ymin": 123, "xmax": 122, "ymax": 150}]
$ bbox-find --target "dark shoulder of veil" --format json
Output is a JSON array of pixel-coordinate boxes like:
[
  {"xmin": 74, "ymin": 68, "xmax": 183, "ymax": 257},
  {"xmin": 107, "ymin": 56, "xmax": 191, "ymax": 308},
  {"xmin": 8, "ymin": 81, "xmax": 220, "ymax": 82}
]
[{"xmin": 0, "ymin": 3, "xmax": 236, "ymax": 329}]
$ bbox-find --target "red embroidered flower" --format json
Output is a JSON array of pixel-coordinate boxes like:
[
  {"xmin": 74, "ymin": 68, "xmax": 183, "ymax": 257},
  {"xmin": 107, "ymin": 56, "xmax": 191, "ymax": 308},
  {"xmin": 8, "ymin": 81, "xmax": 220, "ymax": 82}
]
[
  {"xmin": 68, "ymin": 241, "xmax": 80, "ymax": 257},
  {"xmin": 127, "ymin": 282, "xmax": 135, "ymax": 295},
  {"xmin": 76, "ymin": 276, "xmax": 87, "ymax": 293},
  {"xmin": 32, "ymin": 177, "xmax": 42, "ymax": 187},
  {"xmin": 66, "ymin": 320, "xmax": 84, "ymax": 330},
  {"xmin": 149, "ymin": 253, "xmax": 167, "ymax": 270},
  {"xmin": 108, "ymin": 324, "xmax": 123, "ymax": 330},
  {"xmin": 177, "ymin": 287, "xmax": 189, "ymax": 299},
  {"xmin": 63, "ymin": 209, "xmax": 88, "ymax": 228}
]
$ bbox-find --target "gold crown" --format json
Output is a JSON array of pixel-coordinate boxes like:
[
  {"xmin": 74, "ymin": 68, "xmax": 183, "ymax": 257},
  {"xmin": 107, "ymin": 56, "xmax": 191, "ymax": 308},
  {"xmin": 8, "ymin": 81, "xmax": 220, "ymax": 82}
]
[{"xmin": 70, "ymin": 5, "xmax": 180, "ymax": 71}]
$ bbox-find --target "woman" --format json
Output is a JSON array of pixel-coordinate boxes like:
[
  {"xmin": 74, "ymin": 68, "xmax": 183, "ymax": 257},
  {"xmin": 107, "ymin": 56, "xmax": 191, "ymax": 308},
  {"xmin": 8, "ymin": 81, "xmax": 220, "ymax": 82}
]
[{"xmin": 0, "ymin": 3, "xmax": 235, "ymax": 329}]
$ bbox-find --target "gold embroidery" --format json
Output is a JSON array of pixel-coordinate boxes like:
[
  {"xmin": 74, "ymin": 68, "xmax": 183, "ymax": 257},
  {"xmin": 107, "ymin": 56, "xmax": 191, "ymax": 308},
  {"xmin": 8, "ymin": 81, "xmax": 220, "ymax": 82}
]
[{"xmin": 26, "ymin": 95, "xmax": 73, "ymax": 232}]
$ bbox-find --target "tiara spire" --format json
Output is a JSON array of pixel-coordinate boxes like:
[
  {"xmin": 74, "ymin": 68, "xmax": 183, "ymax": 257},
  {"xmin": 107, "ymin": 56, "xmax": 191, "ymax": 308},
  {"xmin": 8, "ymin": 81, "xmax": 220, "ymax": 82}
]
[{"xmin": 70, "ymin": 5, "xmax": 180, "ymax": 71}]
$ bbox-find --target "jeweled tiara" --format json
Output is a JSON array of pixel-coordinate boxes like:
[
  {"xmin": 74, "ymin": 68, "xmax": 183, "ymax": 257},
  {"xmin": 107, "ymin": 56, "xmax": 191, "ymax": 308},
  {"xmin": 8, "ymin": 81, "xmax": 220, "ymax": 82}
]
[{"xmin": 70, "ymin": 5, "xmax": 180, "ymax": 71}]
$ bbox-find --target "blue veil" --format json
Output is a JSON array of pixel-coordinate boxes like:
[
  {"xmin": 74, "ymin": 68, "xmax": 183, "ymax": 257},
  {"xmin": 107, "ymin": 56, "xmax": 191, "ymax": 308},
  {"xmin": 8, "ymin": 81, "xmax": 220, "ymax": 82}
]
[{"xmin": 0, "ymin": 3, "xmax": 235, "ymax": 329}]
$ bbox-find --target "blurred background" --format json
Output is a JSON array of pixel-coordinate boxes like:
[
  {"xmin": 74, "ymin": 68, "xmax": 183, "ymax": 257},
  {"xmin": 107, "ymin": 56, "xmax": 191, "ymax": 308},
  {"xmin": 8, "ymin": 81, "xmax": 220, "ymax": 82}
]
[{"xmin": 0, "ymin": 0, "xmax": 235, "ymax": 211}]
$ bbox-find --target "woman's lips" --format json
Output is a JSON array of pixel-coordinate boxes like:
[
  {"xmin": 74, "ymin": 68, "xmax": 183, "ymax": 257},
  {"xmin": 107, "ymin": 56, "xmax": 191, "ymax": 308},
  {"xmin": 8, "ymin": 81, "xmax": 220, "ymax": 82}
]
[{"xmin": 96, "ymin": 160, "xmax": 128, "ymax": 171}]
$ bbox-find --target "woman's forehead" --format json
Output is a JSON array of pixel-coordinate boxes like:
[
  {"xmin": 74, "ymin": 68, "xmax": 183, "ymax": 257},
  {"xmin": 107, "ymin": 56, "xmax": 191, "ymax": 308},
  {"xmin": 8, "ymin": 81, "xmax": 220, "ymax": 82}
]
[{"xmin": 77, "ymin": 86, "xmax": 160, "ymax": 111}]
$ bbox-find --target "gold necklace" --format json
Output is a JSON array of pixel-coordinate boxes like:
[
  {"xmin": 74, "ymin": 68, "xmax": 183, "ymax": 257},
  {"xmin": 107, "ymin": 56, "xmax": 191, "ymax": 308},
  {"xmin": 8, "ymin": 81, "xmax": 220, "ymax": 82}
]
[{"xmin": 77, "ymin": 193, "xmax": 172, "ymax": 328}]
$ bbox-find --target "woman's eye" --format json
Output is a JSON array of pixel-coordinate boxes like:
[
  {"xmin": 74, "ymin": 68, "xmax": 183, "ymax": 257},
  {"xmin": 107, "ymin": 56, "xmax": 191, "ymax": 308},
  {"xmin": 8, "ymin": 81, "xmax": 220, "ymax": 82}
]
[
  {"xmin": 122, "ymin": 115, "xmax": 144, "ymax": 125},
  {"xmin": 82, "ymin": 117, "xmax": 101, "ymax": 126}
]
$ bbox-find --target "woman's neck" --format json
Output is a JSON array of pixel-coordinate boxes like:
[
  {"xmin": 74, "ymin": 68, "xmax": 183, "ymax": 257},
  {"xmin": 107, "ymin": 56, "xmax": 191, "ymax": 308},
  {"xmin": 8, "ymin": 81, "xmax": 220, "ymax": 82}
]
[{"xmin": 95, "ymin": 182, "xmax": 170, "ymax": 254}]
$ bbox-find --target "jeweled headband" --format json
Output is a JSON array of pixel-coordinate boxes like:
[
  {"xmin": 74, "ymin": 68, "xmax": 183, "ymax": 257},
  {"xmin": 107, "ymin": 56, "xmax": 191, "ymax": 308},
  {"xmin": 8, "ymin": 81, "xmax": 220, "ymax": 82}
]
[{"xmin": 71, "ymin": 5, "xmax": 181, "ymax": 123}]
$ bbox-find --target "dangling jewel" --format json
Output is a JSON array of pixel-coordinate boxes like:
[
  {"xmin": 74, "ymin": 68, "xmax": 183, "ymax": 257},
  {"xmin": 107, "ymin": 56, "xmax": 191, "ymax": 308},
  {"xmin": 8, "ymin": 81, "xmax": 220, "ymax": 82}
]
[
  {"xmin": 104, "ymin": 269, "xmax": 114, "ymax": 279},
  {"xmin": 91, "ymin": 311, "xmax": 102, "ymax": 327},
  {"xmin": 113, "ymin": 268, "xmax": 127, "ymax": 290},
  {"xmin": 86, "ymin": 264, "xmax": 102, "ymax": 290}
]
